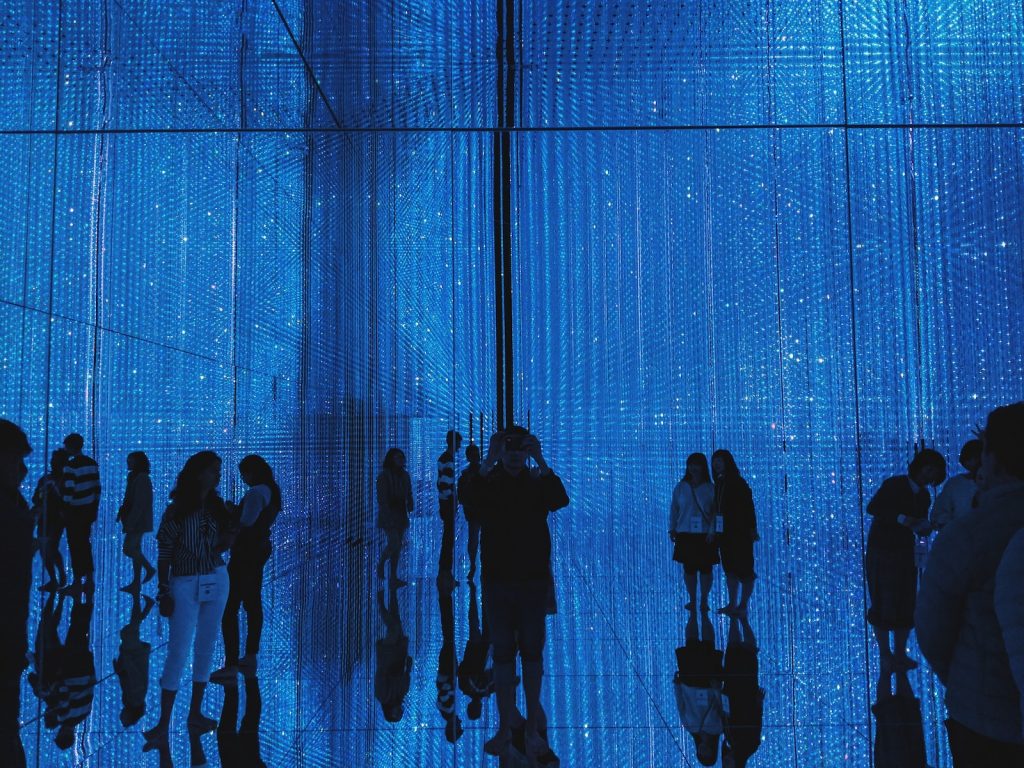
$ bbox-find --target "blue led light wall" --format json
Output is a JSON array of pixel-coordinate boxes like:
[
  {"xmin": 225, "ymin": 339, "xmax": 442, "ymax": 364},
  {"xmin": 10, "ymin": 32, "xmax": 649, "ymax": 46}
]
[{"xmin": 1, "ymin": 1, "xmax": 1023, "ymax": 765}]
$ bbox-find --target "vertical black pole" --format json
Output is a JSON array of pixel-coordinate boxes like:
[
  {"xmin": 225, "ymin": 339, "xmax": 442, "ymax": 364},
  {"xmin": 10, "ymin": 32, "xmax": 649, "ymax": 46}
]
[{"xmin": 492, "ymin": 0, "xmax": 506, "ymax": 429}]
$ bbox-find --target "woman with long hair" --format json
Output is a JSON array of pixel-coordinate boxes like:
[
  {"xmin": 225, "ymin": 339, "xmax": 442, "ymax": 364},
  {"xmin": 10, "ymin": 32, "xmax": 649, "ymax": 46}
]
[
  {"xmin": 211, "ymin": 455, "xmax": 281, "ymax": 681},
  {"xmin": 144, "ymin": 451, "xmax": 233, "ymax": 742},
  {"xmin": 117, "ymin": 451, "xmax": 155, "ymax": 591},
  {"xmin": 376, "ymin": 448, "xmax": 413, "ymax": 587},
  {"xmin": 712, "ymin": 450, "xmax": 758, "ymax": 617},
  {"xmin": 669, "ymin": 453, "xmax": 718, "ymax": 611}
]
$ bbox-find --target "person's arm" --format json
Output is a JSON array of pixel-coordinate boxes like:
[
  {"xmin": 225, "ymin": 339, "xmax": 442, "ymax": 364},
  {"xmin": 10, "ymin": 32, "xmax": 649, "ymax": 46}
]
[
  {"xmin": 376, "ymin": 474, "xmax": 388, "ymax": 515},
  {"xmin": 915, "ymin": 519, "xmax": 973, "ymax": 682},
  {"xmin": 995, "ymin": 532, "xmax": 1024, "ymax": 738},
  {"xmin": 669, "ymin": 485, "xmax": 680, "ymax": 538},
  {"xmin": 136, "ymin": 475, "xmax": 153, "ymax": 527},
  {"xmin": 479, "ymin": 431, "xmax": 504, "ymax": 477},
  {"xmin": 930, "ymin": 481, "xmax": 956, "ymax": 530},
  {"xmin": 238, "ymin": 487, "xmax": 266, "ymax": 527},
  {"xmin": 155, "ymin": 510, "xmax": 176, "ymax": 615}
]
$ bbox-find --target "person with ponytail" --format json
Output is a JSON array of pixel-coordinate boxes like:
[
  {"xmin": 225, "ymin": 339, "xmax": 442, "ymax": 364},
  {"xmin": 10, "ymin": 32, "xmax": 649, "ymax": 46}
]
[
  {"xmin": 211, "ymin": 455, "xmax": 281, "ymax": 681},
  {"xmin": 144, "ymin": 451, "xmax": 233, "ymax": 743}
]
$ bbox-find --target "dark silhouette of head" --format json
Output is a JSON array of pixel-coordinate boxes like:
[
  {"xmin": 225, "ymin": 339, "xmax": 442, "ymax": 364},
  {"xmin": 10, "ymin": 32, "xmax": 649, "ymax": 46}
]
[
  {"xmin": 909, "ymin": 448, "xmax": 947, "ymax": 487},
  {"xmin": 63, "ymin": 433, "xmax": 84, "ymax": 453},
  {"xmin": 501, "ymin": 426, "xmax": 531, "ymax": 474},
  {"xmin": 446, "ymin": 430, "xmax": 463, "ymax": 452},
  {"xmin": 981, "ymin": 402, "xmax": 1024, "ymax": 486},
  {"xmin": 120, "ymin": 703, "xmax": 145, "ymax": 727},
  {"xmin": 465, "ymin": 444, "xmax": 481, "ymax": 464},
  {"xmin": 0, "ymin": 418, "xmax": 32, "ymax": 490},
  {"xmin": 127, "ymin": 451, "xmax": 150, "ymax": 473},
  {"xmin": 684, "ymin": 452, "xmax": 710, "ymax": 485},
  {"xmin": 467, "ymin": 698, "xmax": 483, "ymax": 720},
  {"xmin": 50, "ymin": 448, "xmax": 69, "ymax": 476},
  {"xmin": 693, "ymin": 732, "xmax": 720, "ymax": 766},
  {"xmin": 383, "ymin": 448, "xmax": 406, "ymax": 472},
  {"xmin": 239, "ymin": 454, "xmax": 274, "ymax": 486},
  {"xmin": 170, "ymin": 451, "xmax": 222, "ymax": 515},
  {"xmin": 384, "ymin": 703, "xmax": 404, "ymax": 722},
  {"xmin": 711, "ymin": 449, "xmax": 740, "ymax": 480},
  {"xmin": 958, "ymin": 439, "xmax": 982, "ymax": 473}
]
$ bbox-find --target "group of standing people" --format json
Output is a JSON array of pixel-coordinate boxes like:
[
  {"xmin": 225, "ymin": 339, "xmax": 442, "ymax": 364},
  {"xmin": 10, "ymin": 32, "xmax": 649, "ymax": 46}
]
[
  {"xmin": 375, "ymin": 426, "xmax": 569, "ymax": 765},
  {"xmin": 669, "ymin": 450, "xmax": 759, "ymax": 616}
]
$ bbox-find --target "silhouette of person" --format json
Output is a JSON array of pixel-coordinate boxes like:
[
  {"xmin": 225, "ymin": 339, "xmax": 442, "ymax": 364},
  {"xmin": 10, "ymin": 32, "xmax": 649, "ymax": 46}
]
[
  {"xmin": 376, "ymin": 448, "xmax": 413, "ymax": 587},
  {"xmin": 865, "ymin": 447, "xmax": 946, "ymax": 673},
  {"xmin": 917, "ymin": 403, "xmax": 1024, "ymax": 765},
  {"xmin": 118, "ymin": 451, "xmax": 155, "ymax": 591},
  {"xmin": 32, "ymin": 448, "xmax": 69, "ymax": 591},
  {"xmin": 217, "ymin": 671, "xmax": 266, "ymax": 767},
  {"xmin": 995, "ymin": 528, "xmax": 1024, "ymax": 756},
  {"xmin": 669, "ymin": 453, "xmax": 718, "ymax": 612},
  {"xmin": 712, "ymin": 450, "xmax": 758, "ymax": 617},
  {"xmin": 458, "ymin": 442, "xmax": 483, "ymax": 579},
  {"xmin": 212, "ymin": 455, "xmax": 281, "ymax": 682},
  {"xmin": 60, "ymin": 432, "xmax": 101, "ymax": 595},
  {"xmin": 721, "ymin": 616, "xmax": 764, "ymax": 768},
  {"xmin": 437, "ymin": 430, "xmax": 462, "ymax": 586},
  {"xmin": 113, "ymin": 591, "xmax": 154, "ymax": 727},
  {"xmin": 457, "ymin": 580, "xmax": 493, "ymax": 722},
  {"xmin": 871, "ymin": 670, "xmax": 927, "ymax": 768},
  {"xmin": 460, "ymin": 426, "xmax": 568, "ymax": 763},
  {"xmin": 435, "ymin": 576, "xmax": 464, "ymax": 742},
  {"xmin": 931, "ymin": 439, "xmax": 982, "ymax": 530},
  {"xmin": 674, "ymin": 609, "xmax": 724, "ymax": 766},
  {"xmin": 144, "ymin": 451, "xmax": 233, "ymax": 744},
  {"xmin": 0, "ymin": 419, "xmax": 33, "ymax": 768},
  {"xmin": 374, "ymin": 585, "xmax": 412, "ymax": 723},
  {"xmin": 49, "ymin": 594, "xmax": 95, "ymax": 751}
]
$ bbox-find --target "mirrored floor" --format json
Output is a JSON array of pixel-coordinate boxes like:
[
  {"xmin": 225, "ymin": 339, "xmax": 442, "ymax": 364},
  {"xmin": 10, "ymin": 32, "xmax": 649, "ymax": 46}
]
[{"xmin": 18, "ymin": 508, "xmax": 951, "ymax": 767}]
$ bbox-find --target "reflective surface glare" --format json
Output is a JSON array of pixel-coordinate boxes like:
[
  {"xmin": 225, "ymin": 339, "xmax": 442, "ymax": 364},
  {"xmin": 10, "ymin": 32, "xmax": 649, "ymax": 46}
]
[{"xmin": 1, "ymin": 0, "xmax": 1022, "ymax": 766}]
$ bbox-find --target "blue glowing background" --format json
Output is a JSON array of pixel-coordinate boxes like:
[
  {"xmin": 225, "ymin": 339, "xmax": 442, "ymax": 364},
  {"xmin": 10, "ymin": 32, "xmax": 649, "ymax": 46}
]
[{"xmin": 1, "ymin": 1, "xmax": 1023, "ymax": 766}]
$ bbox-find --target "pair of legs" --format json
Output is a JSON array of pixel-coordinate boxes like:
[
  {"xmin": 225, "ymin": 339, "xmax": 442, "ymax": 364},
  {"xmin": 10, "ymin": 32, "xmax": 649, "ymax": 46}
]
[
  {"xmin": 221, "ymin": 546, "xmax": 270, "ymax": 669},
  {"xmin": 377, "ymin": 526, "xmax": 407, "ymax": 585},
  {"xmin": 872, "ymin": 626, "xmax": 917, "ymax": 671},
  {"xmin": 38, "ymin": 517, "xmax": 66, "ymax": 590},
  {"xmin": 683, "ymin": 568, "xmax": 713, "ymax": 611},
  {"xmin": 145, "ymin": 568, "xmax": 230, "ymax": 740},
  {"xmin": 723, "ymin": 574, "xmax": 755, "ymax": 615},
  {"xmin": 865, "ymin": 547, "xmax": 918, "ymax": 671},
  {"xmin": 121, "ymin": 532, "xmax": 155, "ymax": 590},
  {"xmin": 466, "ymin": 519, "xmax": 480, "ymax": 578},
  {"xmin": 438, "ymin": 501, "xmax": 457, "ymax": 581},
  {"xmin": 64, "ymin": 518, "xmax": 94, "ymax": 590},
  {"xmin": 0, "ymin": 674, "xmax": 25, "ymax": 768},
  {"xmin": 482, "ymin": 580, "xmax": 551, "ymax": 756}
]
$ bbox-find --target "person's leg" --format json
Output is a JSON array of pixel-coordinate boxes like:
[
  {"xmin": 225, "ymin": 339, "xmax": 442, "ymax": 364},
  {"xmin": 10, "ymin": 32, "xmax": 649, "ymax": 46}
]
[
  {"xmin": 241, "ymin": 553, "xmax": 269, "ymax": 660},
  {"xmin": 683, "ymin": 568, "xmax": 697, "ymax": 610},
  {"xmin": 438, "ymin": 502, "xmax": 456, "ymax": 578},
  {"xmin": 219, "ymin": 564, "xmax": 243, "ymax": 670},
  {"xmin": 892, "ymin": 628, "xmax": 917, "ymax": 669},
  {"xmin": 725, "ymin": 574, "xmax": 739, "ymax": 610},
  {"xmin": 65, "ymin": 519, "xmax": 85, "ymax": 585},
  {"xmin": 190, "ymin": 568, "xmax": 231, "ymax": 729},
  {"xmin": 516, "ymin": 584, "xmax": 548, "ymax": 734},
  {"xmin": 0, "ymin": 674, "xmax": 26, "ymax": 768},
  {"xmin": 872, "ymin": 625, "xmax": 893, "ymax": 670},
  {"xmin": 149, "ymin": 576, "xmax": 201, "ymax": 738},
  {"xmin": 482, "ymin": 581, "xmax": 520, "ymax": 753},
  {"xmin": 467, "ymin": 520, "xmax": 480, "ymax": 578},
  {"xmin": 698, "ymin": 569, "xmax": 713, "ymax": 610},
  {"xmin": 737, "ymin": 577, "xmax": 755, "ymax": 613},
  {"xmin": 389, "ymin": 528, "xmax": 407, "ymax": 585}
]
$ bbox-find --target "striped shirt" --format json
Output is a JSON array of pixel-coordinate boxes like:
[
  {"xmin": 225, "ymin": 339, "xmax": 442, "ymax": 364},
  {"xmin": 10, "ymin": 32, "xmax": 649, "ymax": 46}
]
[
  {"xmin": 156, "ymin": 502, "xmax": 226, "ymax": 577},
  {"xmin": 62, "ymin": 454, "xmax": 101, "ymax": 511},
  {"xmin": 437, "ymin": 451, "xmax": 456, "ymax": 502}
]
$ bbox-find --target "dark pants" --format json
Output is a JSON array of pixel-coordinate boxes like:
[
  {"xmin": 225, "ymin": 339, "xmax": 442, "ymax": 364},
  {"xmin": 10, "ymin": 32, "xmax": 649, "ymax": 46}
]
[
  {"xmin": 482, "ymin": 579, "xmax": 548, "ymax": 666},
  {"xmin": 223, "ymin": 544, "xmax": 271, "ymax": 665},
  {"xmin": 0, "ymin": 674, "xmax": 25, "ymax": 768},
  {"xmin": 438, "ymin": 500, "xmax": 456, "ymax": 575},
  {"xmin": 947, "ymin": 718, "xmax": 1024, "ymax": 767},
  {"xmin": 65, "ymin": 518, "xmax": 95, "ymax": 580}
]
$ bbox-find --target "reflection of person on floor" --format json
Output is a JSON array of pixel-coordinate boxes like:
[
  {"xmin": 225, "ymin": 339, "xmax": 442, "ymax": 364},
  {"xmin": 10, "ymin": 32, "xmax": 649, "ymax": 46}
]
[
  {"xmin": 32, "ymin": 448, "xmax": 69, "ymax": 591},
  {"xmin": 51, "ymin": 595, "xmax": 96, "ymax": 750},
  {"xmin": 60, "ymin": 432, "xmax": 101, "ymax": 596},
  {"xmin": 28, "ymin": 592, "xmax": 65, "ymax": 708},
  {"xmin": 917, "ymin": 402, "xmax": 1024, "ymax": 765},
  {"xmin": 458, "ymin": 443, "xmax": 483, "ymax": 580},
  {"xmin": 930, "ymin": 439, "xmax": 982, "ymax": 531},
  {"xmin": 435, "ymin": 577, "xmax": 464, "ymax": 742},
  {"xmin": 669, "ymin": 453, "xmax": 718, "ymax": 612},
  {"xmin": 145, "ymin": 451, "xmax": 233, "ymax": 744},
  {"xmin": 674, "ymin": 610, "xmax": 724, "ymax": 767},
  {"xmin": 871, "ymin": 670, "xmax": 927, "ymax": 768},
  {"xmin": 0, "ymin": 419, "xmax": 34, "ymax": 768},
  {"xmin": 118, "ymin": 451, "xmax": 156, "ymax": 591},
  {"xmin": 376, "ymin": 448, "xmax": 413, "ymax": 588},
  {"xmin": 458, "ymin": 580, "xmax": 493, "ymax": 721},
  {"xmin": 113, "ymin": 591, "xmax": 154, "ymax": 727},
  {"xmin": 437, "ymin": 430, "xmax": 463, "ymax": 586},
  {"xmin": 712, "ymin": 450, "xmax": 758, "ymax": 617},
  {"xmin": 213, "ymin": 455, "xmax": 282, "ymax": 681},
  {"xmin": 374, "ymin": 586, "xmax": 412, "ymax": 723},
  {"xmin": 217, "ymin": 672, "xmax": 266, "ymax": 767},
  {"xmin": 461, "ymin": 426, "xmax": 569, "ymax": 763},
  {"xmin": 865, "ymin": 448, "xmax": 946, "ymax": 673},
  {"xmin": 721, "ymin": 616, "xmax": 764, "ymax": 768}
]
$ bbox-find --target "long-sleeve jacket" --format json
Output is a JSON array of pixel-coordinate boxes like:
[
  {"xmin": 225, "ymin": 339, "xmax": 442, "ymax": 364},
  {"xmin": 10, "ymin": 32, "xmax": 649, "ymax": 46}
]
[
  {"xmin": 118, "ymin": 471, "xmax": 153, "ymax": 533},
  {"xmin": 995, "ymin": 527, "xmax": 1024, "ymax": 739},
  {"xmin": 915, "ymin": 481, "xmax": 1024, "ymax": 743},
  {"xmin": 866, "ymin": 475, "xmax": 930, "ymax": 554},
  {"xmin": 669, "ymin": 480, "xmax": 715, "ymax": 534},
  {"xmin": 930, "ymin": 473, "xmax": 977, "ymax": 529},
  {"xmin": 0, "ymin": 487, "xmax": 33, "ymax": 679},
  {"xmin": 459, "ymin": 465, "xmax": 569, "ymax": 583},
  {"xmin": 715, "ymin": 475, "xmax": 757, "ymax": 541},
  {"xmin": 376, "ymin": 469, "xmax": 413, "ymax": 530}
]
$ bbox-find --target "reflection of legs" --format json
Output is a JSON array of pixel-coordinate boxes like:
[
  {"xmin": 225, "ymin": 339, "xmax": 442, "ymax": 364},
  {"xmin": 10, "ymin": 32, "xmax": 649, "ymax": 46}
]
[{"xmin": 0, "ymin": 676, "xmax": 26, "ymax": 768}]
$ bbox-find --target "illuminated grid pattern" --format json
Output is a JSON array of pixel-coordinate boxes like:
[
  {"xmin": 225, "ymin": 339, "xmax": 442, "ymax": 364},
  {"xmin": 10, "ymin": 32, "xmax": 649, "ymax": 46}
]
[{"xmin": 1, "ymin": 1, "xmax": 1022, "ymax": 766}]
